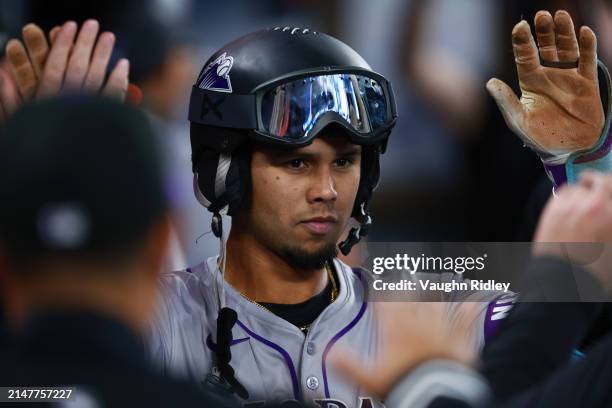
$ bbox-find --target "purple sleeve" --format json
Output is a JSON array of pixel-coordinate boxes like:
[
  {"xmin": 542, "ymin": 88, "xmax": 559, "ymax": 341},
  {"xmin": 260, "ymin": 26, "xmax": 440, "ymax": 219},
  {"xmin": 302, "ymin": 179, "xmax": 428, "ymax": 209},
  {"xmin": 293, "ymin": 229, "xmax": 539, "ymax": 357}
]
[{"xmin": 483, "ymin": 293, "xmax": 517, "ymax": 345}]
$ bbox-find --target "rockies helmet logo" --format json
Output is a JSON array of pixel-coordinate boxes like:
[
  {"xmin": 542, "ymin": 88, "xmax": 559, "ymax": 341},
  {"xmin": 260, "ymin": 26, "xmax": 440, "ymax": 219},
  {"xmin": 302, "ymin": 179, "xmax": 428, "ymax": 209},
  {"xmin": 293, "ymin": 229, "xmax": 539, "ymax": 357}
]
[{"xmin": 198, "ymin": 52, "xmax": 234, "ymax": 93}]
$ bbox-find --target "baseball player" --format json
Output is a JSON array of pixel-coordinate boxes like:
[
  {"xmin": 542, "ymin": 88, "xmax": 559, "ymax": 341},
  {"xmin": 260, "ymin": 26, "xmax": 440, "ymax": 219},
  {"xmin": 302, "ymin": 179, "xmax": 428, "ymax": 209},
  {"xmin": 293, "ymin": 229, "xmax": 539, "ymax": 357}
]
[
  {"xmin": 154, "ymin": 10, "xmax": 609, "ymax": 407},
  {"xmin": 148, "ymin": 27, "xmax": 513, "ymax": 407}
]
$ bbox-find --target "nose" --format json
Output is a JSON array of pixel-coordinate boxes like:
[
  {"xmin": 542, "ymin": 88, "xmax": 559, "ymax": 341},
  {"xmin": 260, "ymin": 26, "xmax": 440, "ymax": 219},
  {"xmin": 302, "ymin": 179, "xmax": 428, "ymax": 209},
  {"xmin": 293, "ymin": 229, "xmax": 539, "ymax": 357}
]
[{"xmin": 306, "ymin": 167, "xmax": 337, "ymax": 204}]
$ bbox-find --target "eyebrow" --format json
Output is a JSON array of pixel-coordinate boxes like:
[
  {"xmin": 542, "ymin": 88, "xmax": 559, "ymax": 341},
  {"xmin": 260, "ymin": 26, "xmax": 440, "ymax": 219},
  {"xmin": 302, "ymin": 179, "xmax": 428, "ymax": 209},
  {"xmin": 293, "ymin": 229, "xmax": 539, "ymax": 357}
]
[
  {"xmin": 275, "ymin": 146, "xmax": 362, "ymax": 159},
  {"xmin": 338, "ymin": 146, "xmax": 362, "ymax": 156}
]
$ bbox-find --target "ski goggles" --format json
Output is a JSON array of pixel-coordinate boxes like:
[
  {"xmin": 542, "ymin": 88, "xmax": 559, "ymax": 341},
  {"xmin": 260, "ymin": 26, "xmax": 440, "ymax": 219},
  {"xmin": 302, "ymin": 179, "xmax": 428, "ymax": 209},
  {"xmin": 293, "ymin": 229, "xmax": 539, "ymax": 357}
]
[{"xmin": 189, "ymin": 69, "xmax": 397, "ymax": 146}]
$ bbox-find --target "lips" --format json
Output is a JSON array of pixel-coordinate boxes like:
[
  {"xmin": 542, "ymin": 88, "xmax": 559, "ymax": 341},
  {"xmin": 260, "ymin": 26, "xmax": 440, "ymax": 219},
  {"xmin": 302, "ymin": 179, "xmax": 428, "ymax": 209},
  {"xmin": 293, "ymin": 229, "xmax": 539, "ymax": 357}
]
[{"xmin": 300, "ymin": 216, "xmax": 337, "ymax": 235}]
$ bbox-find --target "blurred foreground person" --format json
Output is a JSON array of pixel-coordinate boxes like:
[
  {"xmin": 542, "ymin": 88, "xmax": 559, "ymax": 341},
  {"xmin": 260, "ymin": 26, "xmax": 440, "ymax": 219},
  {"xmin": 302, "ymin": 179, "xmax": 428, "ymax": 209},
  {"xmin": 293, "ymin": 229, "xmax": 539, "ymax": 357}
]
[
  {"xmin": 0, "ymin": 98, "xmax": 240, "ymax": 407},
  {"xmin": 333, "ymin": 173, "xmax": 612, "ymax": 408}
]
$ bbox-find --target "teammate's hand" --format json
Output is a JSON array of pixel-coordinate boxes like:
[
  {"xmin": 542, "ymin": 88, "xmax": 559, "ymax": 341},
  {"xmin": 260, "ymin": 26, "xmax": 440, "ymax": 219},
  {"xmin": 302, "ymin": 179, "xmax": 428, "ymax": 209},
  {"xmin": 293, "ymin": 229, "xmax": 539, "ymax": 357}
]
[
  {"xmin": 0, "ymin": 62, "xmax": 21, "ymax": 122},
  {"xmin": 534, "ymin": 171, "xmax": 612, "ymax": 291},
  {"xmin": 488, "ymin": 10, "xmax": 604, "ymax": 155},
  {"xmin": 4, "ymin": 20, "xmax": 128, "ymax": 108},
  {"xmin": 330, "ymin": 302, "xmax": 478, "ymax": 400}
]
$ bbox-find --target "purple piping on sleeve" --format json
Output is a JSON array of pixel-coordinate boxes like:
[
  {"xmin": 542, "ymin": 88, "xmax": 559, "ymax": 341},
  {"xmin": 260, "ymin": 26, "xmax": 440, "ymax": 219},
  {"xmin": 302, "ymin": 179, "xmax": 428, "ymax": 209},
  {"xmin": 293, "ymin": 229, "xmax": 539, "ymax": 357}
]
[
  {"xmin": 236, "ymin": 320, "xmax": 301, "ymax": 401},
  {"xmin": 483, "ymin": 295, "xmax": 515, "ymax": 344},
  {"xmin": 483, "ymin": 300, "xmax": 503, "ymax": 344},
  {"xmin": 321, "ymin": 269, "xmax": 368, "ymax": 398}
]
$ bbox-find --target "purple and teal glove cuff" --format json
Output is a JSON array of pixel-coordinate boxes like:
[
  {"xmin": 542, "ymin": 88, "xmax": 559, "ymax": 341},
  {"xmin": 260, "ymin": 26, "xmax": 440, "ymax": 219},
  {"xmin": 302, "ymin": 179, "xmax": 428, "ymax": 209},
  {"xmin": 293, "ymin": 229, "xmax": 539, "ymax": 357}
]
[{"xmin": 543, "ymin": 60, "xmax": 612, "ymax": 189}]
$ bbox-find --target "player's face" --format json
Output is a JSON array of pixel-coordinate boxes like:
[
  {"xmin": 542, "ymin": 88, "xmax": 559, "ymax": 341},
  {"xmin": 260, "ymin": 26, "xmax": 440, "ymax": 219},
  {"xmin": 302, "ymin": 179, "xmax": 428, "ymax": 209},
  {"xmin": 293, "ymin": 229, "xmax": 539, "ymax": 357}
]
[{"xmin": 245, "ymin": 130, "xmax": 361, "ymax": 269}]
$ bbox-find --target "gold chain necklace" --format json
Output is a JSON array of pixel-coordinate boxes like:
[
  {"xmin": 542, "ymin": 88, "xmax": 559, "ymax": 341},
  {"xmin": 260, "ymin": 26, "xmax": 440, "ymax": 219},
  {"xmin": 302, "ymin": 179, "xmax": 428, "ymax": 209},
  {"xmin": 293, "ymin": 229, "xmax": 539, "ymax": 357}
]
[{"xmin": 236, "ymin": 262, "xmax": 338, "ymax": 333}]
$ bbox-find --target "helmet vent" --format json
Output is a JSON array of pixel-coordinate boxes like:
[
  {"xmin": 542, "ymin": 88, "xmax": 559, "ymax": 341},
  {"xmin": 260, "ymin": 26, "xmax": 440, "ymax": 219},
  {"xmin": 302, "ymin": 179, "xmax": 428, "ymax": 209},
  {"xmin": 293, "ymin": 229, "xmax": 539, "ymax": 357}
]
[{"xmin": 271, "ymin": 26, "xmax": 318, "ymax": 35}]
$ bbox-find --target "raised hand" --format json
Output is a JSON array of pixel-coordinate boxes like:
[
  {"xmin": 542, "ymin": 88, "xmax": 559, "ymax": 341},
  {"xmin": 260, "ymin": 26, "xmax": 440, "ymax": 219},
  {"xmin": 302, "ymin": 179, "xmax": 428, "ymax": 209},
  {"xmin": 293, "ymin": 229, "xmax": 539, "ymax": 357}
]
[
  {"xmin": 534, "ymin": 171, "xmax": 612, "ymax": 292},
  {"xmin": 330, "ymin": 302, "xmax": 478, "ymax": 399},
  {"xmin": 4, "ymin": 20, "xmax": 129, "ymax": 104},
  {"xmin": 488, "ymin": 10, "xmax": 604, "ymax": 157},
  {"xmin": 0, "ymin": 61, "xmax": 21, "ymax": 122}
]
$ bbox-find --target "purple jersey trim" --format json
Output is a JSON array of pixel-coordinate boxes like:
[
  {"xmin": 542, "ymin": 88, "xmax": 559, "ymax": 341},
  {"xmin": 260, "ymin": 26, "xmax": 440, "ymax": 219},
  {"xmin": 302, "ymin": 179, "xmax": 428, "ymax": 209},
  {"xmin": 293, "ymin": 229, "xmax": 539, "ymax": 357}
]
[
  {"xmin": 236, "ymin": 319, "xmax": 301, "ymax": 401},
  {"xmin": 205, "ymin": 333, "xmax": 249, "ymax": 351},
  {"xmin": 483, "ymin": 295, "xmax": 515, "ymax": 344},
  {"xmin": 543, "ymin": 161, "xmax": 567, "ymax": 188},
  {"xmin": 321, "ymin": 268, "xmax": 368, "ymax": 398},
  {"xmin": 483, "ymin": 300, "xmax": 503, "ymax": 344}
]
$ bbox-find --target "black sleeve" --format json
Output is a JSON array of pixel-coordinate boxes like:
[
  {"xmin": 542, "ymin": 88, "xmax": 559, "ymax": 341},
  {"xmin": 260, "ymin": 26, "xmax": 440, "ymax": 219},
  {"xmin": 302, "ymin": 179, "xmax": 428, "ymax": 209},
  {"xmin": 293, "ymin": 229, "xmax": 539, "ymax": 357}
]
[
  {"xmin": 498, "ymin": 332, "xmax": 612, "ymax": 408},
  {"xmin": 387, "ymin": 257, "xmax": 610, "ymax": 408},
  {"xmin": 480, "ymin": 257, "xmax": 604, "ymax": 400}
]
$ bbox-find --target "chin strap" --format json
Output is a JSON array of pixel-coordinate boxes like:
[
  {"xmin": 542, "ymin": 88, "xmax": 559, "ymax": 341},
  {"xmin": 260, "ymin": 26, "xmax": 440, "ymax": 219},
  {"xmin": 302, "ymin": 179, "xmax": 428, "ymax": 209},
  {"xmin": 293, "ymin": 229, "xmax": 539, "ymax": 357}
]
[
  {"xmin": 214, "ymin": 307, "xmax": 249, "ymax": 399},
  {"xmin": 339, "ymin": 202, "xmax": 372, "ymax": 256},
  {"xmin": 209, "ymin": 212, "xmax": 249, "ymax": 400}
]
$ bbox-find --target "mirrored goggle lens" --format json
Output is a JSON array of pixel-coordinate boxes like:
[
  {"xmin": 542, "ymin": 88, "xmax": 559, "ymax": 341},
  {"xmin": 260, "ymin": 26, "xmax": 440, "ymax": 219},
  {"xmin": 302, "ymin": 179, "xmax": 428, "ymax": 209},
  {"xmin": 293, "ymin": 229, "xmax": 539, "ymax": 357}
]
[{"xmin": 260, "ymin": 73, "xmax": 389, "ymax": 141}]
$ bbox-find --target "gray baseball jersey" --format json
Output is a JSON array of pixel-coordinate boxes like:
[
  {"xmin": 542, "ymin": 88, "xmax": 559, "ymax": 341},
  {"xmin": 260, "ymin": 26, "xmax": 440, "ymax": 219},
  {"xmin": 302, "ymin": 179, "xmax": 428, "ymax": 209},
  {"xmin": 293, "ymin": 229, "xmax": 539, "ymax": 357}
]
[{"xmin": 149, "ymin": 256, "xmax": 514, "ymax": 407}]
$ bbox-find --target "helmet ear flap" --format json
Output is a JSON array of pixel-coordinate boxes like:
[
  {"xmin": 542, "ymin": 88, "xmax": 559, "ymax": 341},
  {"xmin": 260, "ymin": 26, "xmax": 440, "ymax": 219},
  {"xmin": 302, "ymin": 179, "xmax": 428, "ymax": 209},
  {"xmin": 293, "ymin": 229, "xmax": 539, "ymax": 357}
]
[
  {"xmin": 352, "ymin": 144, "xmax": 381, "ymax": 219},
  {"xmin": 190, "ymin": 124, "xmax": 251, "ymax": 216},
  {"xmin": 339, "ymin": 145, "xmax": 380, "ymax": 255},
  {"xmin": 194, "ymin": 149, "xmax": 225, "ymax": 211},
  {"xmin": 193, "ymin": 172, "xmax": 212, "ymax": 208},
  {"xmin": 192, "ymin": 146, "xmax": 251, "ymax": 217},
  {"xmin": 233, "ymin": 146, "xmax": 252, "ymax": 215},
  {"xmin": 223, "ymin": 146, "xmax": 251, "ymax": 216}
]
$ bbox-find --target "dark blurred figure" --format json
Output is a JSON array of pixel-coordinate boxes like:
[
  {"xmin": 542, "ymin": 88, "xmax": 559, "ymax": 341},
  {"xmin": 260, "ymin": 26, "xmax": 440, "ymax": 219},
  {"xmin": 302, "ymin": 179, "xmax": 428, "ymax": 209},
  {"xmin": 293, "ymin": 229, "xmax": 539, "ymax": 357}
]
[
  {"xmin": 0, "ymin": 0, "xmax": 210, "ymax": 268},
  {"xmin": 0, "ymin": 274, "xmax": 7, "ymax": 354},
  {"xmin": 125, "ymin": 19, "xmax": 194, "ymax": 121},
  {"xmin": 1, "ymin": 0, "xmax": 136, "ymax": 35},
  {"xmin": 0, "ymin": 98, "xmax": 240, "ymax": 407},
  {"xmin": 121, "ymin": 19, "xmax": 217, "ymax": 268}
]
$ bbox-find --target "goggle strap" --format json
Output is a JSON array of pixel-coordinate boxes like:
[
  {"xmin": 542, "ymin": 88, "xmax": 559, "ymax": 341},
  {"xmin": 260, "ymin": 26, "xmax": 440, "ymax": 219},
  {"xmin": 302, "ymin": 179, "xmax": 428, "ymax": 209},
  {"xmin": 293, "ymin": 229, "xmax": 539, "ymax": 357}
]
[
  {"xmin": 338, "ymin": 205, "xmax": 372, "ymax": 256},
  {"xmin": 189, "ymin": 86, "xmax": 257, "ymax": 129}
]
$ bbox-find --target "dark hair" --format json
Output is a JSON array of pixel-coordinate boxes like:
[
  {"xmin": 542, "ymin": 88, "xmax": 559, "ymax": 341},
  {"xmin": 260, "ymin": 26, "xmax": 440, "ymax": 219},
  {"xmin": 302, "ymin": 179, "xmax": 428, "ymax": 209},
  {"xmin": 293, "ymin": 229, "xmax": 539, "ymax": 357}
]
[{"xmin": 0, "ymin": 96, "xmax": 167, "ymax": 269}]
